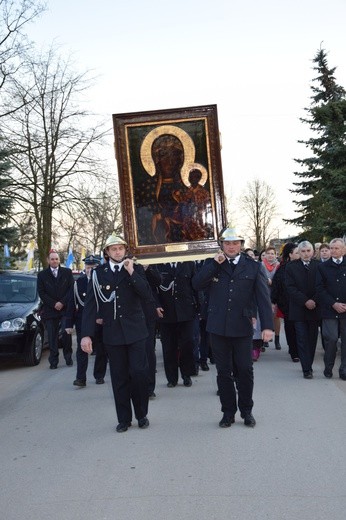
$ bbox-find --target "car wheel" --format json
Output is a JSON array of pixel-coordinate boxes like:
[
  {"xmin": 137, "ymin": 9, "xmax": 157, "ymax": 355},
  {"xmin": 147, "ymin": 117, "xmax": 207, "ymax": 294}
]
[{"xmin": 24, "ymin": 328, "xmax": 43, "ymax": 366}]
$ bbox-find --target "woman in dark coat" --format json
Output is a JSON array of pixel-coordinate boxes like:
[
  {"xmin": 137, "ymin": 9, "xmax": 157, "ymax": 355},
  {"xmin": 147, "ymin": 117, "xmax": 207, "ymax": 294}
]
[{"xmin": 271, "ymin": 242, "xmax": 300, "ymax": 362}]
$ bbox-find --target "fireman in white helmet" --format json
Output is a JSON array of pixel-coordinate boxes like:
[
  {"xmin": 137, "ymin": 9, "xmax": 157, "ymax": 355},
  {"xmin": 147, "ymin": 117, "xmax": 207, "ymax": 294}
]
[
  {"xmin": 81, "ymin": 233, "xmax": 152, "ymax": 433},
  {"xmin": 193, "ymin": 225, "xmax": 273, "ymax": 429}
]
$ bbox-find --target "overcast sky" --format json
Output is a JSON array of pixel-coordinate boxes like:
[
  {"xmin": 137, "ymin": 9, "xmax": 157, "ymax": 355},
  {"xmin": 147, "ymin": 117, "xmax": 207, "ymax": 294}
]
[{"xmin": 26, "ymin": 0, "xmax": 346, "ymax": 240}]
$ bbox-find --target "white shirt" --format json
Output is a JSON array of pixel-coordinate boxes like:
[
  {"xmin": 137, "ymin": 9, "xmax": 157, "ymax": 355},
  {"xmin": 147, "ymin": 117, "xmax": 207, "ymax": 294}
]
[
  {"xmin": 109, "ymin": 260, "xmax": 124, "ymax": 272},
  {"xmin": 227, "ymin": 254, "xmax": 241, "ymax": 265}
]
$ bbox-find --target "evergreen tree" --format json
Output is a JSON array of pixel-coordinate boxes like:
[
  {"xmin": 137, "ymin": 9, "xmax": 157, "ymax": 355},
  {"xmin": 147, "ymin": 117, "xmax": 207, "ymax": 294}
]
[
  {"xmin": 286, "ymin": 48, "xmax": 346, "ymax": 241},
  {"xmin": 0, "ymin": 146, "xmax": 17, "ymax": 247}
]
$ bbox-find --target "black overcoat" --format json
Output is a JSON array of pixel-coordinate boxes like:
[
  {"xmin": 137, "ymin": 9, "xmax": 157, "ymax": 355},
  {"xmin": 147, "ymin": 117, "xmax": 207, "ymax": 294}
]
[
  {"xmin": 316, "ymin": 257, "xmax": 346, "ymax": 320},
  {"xmin": 285, "ymin": 259, "xmax": 321, "ymax": 321},
  {"xmin": 37, "ymin": 266, "xmax": 74, "ymax": 319}
]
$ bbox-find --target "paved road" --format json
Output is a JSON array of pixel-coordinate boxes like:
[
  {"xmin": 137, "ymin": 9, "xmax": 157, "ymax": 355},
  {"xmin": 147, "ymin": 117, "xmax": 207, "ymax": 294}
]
[{"xmin": 1, "ymin": 333, "xmax": 346, "ymax": 520}]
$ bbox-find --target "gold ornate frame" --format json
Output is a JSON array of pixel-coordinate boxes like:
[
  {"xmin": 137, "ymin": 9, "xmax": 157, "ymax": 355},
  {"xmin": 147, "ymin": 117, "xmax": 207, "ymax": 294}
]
[{"xmin": 112, "ymin": 104, "xmax": 226, "ymax": 262}]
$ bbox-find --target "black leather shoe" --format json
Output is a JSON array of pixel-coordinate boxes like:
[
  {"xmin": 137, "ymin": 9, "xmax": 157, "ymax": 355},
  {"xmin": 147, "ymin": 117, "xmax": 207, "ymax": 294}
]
[
  {"xmin": 323, "ymin": 369, "xmax": 333, "ymax": 379},
  {"xmin": 242, "ymin": 413, "xmax": 256, "ymax": 427},
  {"xmin": 73, "ymin": 379, "xmax": 86, "ymax": 387},
  {"xmin": 219, "ymin": 414, "xmax": 235, "ymax": 428},
  {"xmin": 66, "ymin": 358, "xmax": 73, "ymax": 366},
  {"xmin": 149, "ymin": 392, "xmax": 156, "ymax": 399},
  {"xmin": 183, "ymin": 376, "xmax": 192, "ymax": 387},
  {"xmin": 339, "ymin": 373, "xmax": 346, "ymax": 381},
  {"xmin": 167, "ymin": 382, "xmax": 177, "ymax": 388},
  {"xmin": 138, "ymin": 417, "xmax": 149, "ymax": 429},
  {"xmin": 95, "ymin": 378, "xmax": 105, "ymax": 384},
  {"xmin": 292, "ymin": 357, "xmax": 300, "ymax": 363},
  {"xmin": 191, "ymin": 364, "xmax": 199, "ymax": 376},
  {"xmin": 303, "ymin": 371, "xmax": 313, "ymax": 379},
  {"xmin": 200, "ymin": 361, "xmax": 210, "ymax": 371},
  {"xmin": 116, "ymin": 422, "xmax": 131, "ymax": 433},
  {"xmin": 49, "ymin": 365, "xmax": 57, "ymax": 369}
]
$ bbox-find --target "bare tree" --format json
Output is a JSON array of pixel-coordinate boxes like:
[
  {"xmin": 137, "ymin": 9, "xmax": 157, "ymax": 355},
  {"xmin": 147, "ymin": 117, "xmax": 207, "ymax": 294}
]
[
  {"xmin": 0, "ymin": 0, "xmax": 45, "ymax": 115},
  {"xmin": 56, "ymin": 182, "xmax": 123, "ymax": 256},
  {"xmin": 240, "ymin": 178, "xmax": 277, "ymax": 250},
  {"xmin": 2, "ymin": 46, "xmax": 108, "ymax": 266}
]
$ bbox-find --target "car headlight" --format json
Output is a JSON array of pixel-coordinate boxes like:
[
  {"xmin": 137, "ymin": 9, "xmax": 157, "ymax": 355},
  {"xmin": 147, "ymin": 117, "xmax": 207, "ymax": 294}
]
[{"xmin": 0, "ymin": 318, "xmax": 26, "ymax": 331}]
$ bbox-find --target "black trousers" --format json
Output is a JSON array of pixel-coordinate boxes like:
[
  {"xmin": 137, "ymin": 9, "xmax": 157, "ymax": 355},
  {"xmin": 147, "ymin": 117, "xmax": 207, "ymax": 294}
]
[
  {"xmin": 75, "ymin": 325, "xmax": 108, "ymax": 381},
  {"xmin": 210, "ymin": 333, "xmax": 254, "ymax": 417},
  {"xmin": 145, "ymin": 320, "xmax": 157, "ymax": 394},
  {"xmin": 294, "ymin": 320, "xmax": 319, "ymax": 373},
  {"xmin": 198, "ymin": 318, "xmax": 210, "ymax": 363},
  {"xmin": 283, "ymin": 318, "xmax": 299, "ymax": 359},
  {"xmin": 45, "ymin": 316, "xmax": 72, "ymax": 367},
  {"xmin": 106, "ymin": 340, "xmax": 149, "ymax": 424},
  {"xmin": 160, "ymin": 320, "xmax": 196, "ymax": 384},
  {"xmin": 322, "ymin": 318, "xmax": 346, "ymax": 375}
]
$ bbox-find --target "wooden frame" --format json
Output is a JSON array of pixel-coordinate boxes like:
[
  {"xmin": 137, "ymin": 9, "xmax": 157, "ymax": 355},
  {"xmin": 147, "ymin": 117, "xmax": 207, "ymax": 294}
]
[{"xmin": 112, "ymin": 104, "xmax": 226, "ymax": 262}]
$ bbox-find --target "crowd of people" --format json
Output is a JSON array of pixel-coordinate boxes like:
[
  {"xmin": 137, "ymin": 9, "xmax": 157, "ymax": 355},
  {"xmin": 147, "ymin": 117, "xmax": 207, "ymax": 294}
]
[{"xmin": 36, "ymin": 230, "xmax": 346, "ymax": 433}]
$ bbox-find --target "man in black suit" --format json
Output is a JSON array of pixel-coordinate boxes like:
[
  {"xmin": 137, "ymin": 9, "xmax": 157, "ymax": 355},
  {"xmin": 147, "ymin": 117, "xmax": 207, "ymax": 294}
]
[
  {"xmin": 316, "ymin": 238, "xmax": 346, "ymax": 379},
  {"xmin": 81, "ymin": 234, "xmax": 152, "ymax": 433},
  {"xmin": 155, "ymin": 260, "xmax": 199, "ymax": 388},
  {"xmin": 285, "ymin": 240, "xmax": 321, "ymax": 379},
  {"xmin": 193, "ymin": 226, "xmax": 273, "ymax": 428},
  {"xmin": 37, "ymin": 249, "xmax": 75, "ymax": 369}
]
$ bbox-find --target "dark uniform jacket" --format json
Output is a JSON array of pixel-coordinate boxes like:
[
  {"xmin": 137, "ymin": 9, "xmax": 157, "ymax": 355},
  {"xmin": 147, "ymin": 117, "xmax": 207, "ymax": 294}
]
[
  {"xmin": 142, "ymin": 266, "xmax": 162, "ymax": 323},
  {"xmin": 37, "ymin": 266, "xmax": 74, "ymax": 319},
  {"xmin": 192, "ymin": 254, "xmax": 273, "ymax": 337},
  {"xmin": 285, "ymin": 259, "xmax": 321, "ymax": 321},
  {"xmin": 65, "ymin": 274, "xmax": 89, "ymax": 332},
  {"xmin": 81, "ymin": 262, "xmax": 151, "ymax": 345},
  {"xmin": 155, "ymin": 261, "xmax": 199, "ymax": 323},
  {"xmin": 316, "ymin": 257, "xmax": 346, "ymax": 320}
]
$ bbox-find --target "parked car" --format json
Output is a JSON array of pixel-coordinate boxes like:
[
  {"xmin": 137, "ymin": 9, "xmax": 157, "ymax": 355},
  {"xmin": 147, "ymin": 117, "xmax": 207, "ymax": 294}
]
[{"xmin": 0, "ymin": 271, "xmax": 45, "ymax": 366}]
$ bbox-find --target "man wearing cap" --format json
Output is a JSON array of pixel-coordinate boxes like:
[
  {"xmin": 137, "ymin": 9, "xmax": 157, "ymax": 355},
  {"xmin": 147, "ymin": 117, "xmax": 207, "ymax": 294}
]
[
  {"xmin": 37, "ymin": 249, "xmax": 75, "ymax": 369},
  {"xmin": 81, "ymin": 234, "xmax": 152, "ymax": 433},
  {"xmin": 65, "ymin": 254, "xmax": 108, "ymax": 387},
  {"xmin": 193, "ymin": 225, "xmax": 273, "ymax": 428}
]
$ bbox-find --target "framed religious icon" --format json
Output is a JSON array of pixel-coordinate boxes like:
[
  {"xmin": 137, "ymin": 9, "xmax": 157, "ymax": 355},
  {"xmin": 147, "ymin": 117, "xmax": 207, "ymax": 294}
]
[{"xmin": 112, "ymin": 104, "xmax": 226, "ymax": 262}]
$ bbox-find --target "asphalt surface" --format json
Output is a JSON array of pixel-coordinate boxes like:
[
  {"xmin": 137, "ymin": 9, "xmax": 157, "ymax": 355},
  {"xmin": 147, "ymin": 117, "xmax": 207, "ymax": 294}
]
[{"xmin": 1, "ymin": 332, "xmax": 346, "ymax": 520}]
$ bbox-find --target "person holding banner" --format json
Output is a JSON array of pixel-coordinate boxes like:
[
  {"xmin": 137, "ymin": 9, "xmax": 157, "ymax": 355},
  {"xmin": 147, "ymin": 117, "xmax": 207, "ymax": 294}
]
[
  {"xmin": 192, "ymin": 226, "xmax": 273, "ymax": 428},
  {"xmin": 81, "ymin": 234, "xmax": 152, "ymax": 433}
]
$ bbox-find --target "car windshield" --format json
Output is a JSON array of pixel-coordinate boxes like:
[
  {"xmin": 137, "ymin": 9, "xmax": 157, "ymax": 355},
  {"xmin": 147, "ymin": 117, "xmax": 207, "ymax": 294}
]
[{"xmin": 0, "ymin": 276, "xmax": 37, "ymax": 303}]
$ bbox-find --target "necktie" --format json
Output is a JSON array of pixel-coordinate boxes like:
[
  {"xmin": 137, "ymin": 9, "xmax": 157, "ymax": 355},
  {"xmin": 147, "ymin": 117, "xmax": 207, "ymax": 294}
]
[
  {"xmin": 336, "ymin": 259, "xmax": 341, "ymax": 265},
  {"xmin": 229, "ymin": 259, "xmax": 236, "ymax": 272},
  {"xmin": 53, "ymin": 268, "xmax": 58, "ymax": 278},
  {"xmin": 113, "ymin": 264, "xmax": 119, "ymax": 282},
  {"xmin": 304, "ymin": 262, "xmax": 310, "ymax": 270}
]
